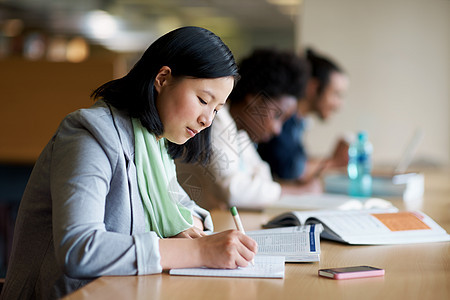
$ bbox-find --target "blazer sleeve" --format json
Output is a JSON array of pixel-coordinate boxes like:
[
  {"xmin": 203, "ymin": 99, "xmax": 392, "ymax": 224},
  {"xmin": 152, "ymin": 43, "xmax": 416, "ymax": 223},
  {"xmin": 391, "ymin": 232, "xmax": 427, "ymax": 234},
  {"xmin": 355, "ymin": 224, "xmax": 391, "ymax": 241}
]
[
  {"xmin": 173, "ymin": 180, "xmax": 214, "ymax": 233},
  {"xmin": 50, "ymin": 110, "xmax": 162, "ymax": 278}
]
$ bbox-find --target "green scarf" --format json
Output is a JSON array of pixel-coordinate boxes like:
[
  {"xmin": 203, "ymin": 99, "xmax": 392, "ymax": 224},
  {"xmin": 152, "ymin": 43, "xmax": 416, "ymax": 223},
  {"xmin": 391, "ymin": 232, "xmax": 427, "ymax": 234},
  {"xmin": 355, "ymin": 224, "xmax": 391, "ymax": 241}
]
[{"xmin": 132, "ymin": 118, "xmax": 193, "ymax": 238}]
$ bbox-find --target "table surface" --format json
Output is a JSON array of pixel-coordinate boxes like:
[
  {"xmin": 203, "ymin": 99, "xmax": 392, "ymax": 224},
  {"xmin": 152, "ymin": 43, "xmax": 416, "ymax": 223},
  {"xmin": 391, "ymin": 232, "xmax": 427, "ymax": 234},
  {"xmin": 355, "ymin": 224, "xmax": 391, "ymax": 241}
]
[{"xmin": 64, "ymin": 169, "xmax": 450, "ymax": 300}]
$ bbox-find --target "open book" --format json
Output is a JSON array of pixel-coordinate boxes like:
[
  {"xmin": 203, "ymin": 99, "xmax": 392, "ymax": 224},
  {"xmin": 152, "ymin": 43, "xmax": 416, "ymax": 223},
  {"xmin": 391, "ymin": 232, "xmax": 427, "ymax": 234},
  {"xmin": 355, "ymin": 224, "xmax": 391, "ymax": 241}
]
[
  {"xmin": 264, "ymin": 209, "xmax": 450, "ymax": 245},
  {"xmin": 246, "ymin": 224, "xmax": 322, "ymax": 262}
]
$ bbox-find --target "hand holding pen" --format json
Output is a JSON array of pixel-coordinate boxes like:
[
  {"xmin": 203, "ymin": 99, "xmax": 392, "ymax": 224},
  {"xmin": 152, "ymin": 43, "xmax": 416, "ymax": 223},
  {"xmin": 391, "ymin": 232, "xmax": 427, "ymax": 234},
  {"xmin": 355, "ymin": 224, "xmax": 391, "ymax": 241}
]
[
  {"xmin": 193, "ymin": 221, "xmax": 257, "ymax": 269},
  {"xmin": 230, "ymin": 206, "xmax": 255, "ymax": 266}
]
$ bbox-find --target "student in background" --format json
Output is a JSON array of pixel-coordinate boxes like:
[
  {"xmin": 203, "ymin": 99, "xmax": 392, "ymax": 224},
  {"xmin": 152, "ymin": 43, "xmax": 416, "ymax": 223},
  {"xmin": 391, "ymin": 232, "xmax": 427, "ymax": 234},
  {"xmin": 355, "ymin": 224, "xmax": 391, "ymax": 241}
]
[
  {"xmin": 176, "ymin": 49, "xmax": 314, "ymax": 210},
  {"xmin": 1, "ymin": 27, "xmax": 257, "ymax": 300},
  {"xmin": 258, "ymin": 48, "xmax": 350, "ymax": 184}
]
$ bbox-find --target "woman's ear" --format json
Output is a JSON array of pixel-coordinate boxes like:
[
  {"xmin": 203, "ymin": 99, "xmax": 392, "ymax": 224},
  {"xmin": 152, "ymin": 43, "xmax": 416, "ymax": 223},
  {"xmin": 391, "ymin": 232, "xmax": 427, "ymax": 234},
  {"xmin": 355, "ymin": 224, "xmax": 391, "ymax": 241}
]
[
  {"xmin": 154, "ymin": 66, "xmax": 172, "ymax": 93},
  {"xmin": 306, "ymin": 78, "xmax": 320, "ymax": 98}
]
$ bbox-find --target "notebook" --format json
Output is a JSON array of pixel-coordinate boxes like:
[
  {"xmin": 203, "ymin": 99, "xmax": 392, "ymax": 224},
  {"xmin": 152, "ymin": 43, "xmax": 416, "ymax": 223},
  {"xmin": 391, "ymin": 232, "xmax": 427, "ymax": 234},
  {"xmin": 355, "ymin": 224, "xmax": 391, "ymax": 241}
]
[{"xmin": 169, "ymin": 255, "xmax": 285, "ymax": 278}]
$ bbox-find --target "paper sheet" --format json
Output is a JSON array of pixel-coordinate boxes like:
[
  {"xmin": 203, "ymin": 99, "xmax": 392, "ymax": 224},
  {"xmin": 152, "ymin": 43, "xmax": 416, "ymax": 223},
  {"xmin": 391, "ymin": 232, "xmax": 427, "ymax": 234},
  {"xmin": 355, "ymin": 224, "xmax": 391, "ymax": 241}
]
[{"xmin": 169, "ymin": 255, "xmax": 285, "ymax": 278}]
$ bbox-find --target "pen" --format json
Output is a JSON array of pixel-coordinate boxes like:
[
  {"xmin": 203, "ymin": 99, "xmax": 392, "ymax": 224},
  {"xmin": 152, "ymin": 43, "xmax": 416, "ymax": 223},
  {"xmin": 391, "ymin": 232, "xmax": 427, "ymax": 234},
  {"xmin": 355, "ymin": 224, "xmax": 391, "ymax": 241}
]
[{"xmin": 230, "ymin": 206, "xmax": 255, "ymax": 266}]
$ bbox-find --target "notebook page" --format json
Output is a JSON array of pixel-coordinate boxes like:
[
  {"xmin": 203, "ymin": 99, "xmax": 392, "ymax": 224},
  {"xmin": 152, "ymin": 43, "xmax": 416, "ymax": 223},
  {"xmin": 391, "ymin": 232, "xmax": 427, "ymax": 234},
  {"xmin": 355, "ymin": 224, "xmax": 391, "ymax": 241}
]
[{"xmin": 169, "ymin": 255, "xmax": 285, "ymax": 278}]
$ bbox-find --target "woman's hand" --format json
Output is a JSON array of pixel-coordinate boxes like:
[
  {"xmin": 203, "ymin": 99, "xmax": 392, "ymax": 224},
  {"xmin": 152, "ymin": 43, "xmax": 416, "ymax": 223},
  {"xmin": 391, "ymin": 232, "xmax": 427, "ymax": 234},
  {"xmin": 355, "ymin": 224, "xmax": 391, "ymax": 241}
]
[
  {"xmin": 171, "ymin": 226, "xmax": 205, "ymax": 239},
  {"xmin": 159, "ymin": 229, "xmax": 258, "ymax": 270},
  {"xmin": 170, "ymin": 216, "xmax": 205, "ymax": 239},
  {"xmin": 193, "ymin": 215, "xmax": 204, "ymax": 231},
  {"xmin": 196, "ymin": 230, "xmax": 258, "ymax": 269},
  {"xmin": 330, "ymin": 138, "xmax": 349, "ymax": 168}
]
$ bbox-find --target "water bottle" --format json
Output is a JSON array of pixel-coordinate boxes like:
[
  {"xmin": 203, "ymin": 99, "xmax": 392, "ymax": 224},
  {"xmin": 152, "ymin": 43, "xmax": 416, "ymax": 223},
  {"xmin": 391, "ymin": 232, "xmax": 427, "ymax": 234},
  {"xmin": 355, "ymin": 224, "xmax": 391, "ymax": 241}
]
[{"xmin": 347, "ymin": 131, "xmax": 373, "ymax": 197}]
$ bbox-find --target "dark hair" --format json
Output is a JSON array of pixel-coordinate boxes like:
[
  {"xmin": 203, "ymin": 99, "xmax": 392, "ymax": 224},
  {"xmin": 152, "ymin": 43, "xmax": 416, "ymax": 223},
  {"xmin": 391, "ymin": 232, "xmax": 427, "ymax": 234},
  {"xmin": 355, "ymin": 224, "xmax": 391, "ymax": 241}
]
[
  {"xmin": 228, "ymin": 48, "xmax": 308, "ymax": 105},
  {"xmin": 305, "ymin": 48, "xmax": 343, "ymax": 95},
  {"xmin": 91, "ymin": 26, "xmax": 239, "ymax": 164}
]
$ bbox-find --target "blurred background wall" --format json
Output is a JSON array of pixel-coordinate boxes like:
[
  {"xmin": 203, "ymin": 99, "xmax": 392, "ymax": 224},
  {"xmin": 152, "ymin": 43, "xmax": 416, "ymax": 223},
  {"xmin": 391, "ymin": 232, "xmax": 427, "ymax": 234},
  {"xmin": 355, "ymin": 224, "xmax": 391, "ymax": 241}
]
[{"xmin": 298, "ymin": 0, "xmax": 450, "ymax": 169}]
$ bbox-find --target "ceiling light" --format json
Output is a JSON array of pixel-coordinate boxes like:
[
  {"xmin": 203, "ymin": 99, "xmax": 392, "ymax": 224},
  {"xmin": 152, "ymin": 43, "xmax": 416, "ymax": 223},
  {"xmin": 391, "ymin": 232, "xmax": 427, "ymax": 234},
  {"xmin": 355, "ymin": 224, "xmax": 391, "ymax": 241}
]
[
  {"xmin": 266, "ymin": 0, "xmax": 302, "ymax": 6},
  {"xmin": 66, "ymin": 37, "xmax": 89, "ymax": 62},
  {"xmin": 84, "ymin": 10, "xmax": 119, "ymax": 40}
]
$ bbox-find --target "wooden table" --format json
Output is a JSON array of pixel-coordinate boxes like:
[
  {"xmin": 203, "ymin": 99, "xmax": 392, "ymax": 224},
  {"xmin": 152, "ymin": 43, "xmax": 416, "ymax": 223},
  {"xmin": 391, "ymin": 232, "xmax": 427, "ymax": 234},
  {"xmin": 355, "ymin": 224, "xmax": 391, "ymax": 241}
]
[{"xmin": 65, "ymin": 169, "xmax": 450, "ymax": 300}]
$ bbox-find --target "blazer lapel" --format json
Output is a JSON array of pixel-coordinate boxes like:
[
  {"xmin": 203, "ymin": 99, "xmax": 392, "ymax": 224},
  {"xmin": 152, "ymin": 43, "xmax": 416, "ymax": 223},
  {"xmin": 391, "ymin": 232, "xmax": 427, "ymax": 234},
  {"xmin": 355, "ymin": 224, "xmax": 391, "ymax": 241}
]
[{"xmin": 108, "ymin": 104, "xmax": 146, "ymax": 235}]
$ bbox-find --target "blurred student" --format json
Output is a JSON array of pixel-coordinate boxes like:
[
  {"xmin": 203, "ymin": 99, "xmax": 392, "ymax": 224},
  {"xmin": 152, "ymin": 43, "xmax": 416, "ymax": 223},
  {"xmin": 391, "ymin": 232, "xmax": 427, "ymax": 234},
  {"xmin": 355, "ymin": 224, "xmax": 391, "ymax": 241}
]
[
  {"xmin": 258, "ymin": 48, "xmax": 349, "ymax": 184},
  {"xmin": 176, "ymin": 49, "xmax": 314, "ymax": 210},
  {"xmin": 1, "ymin": 27, "xmax": 257, "ymax": 300}
]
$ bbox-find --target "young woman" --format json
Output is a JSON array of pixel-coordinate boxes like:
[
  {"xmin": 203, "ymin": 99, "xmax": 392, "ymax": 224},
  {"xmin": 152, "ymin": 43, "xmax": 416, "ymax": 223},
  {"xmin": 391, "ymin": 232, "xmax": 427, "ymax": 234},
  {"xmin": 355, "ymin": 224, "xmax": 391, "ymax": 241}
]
[{"xmin": 1, "ymin": 26, "xmax": 256, "ymax": 300}]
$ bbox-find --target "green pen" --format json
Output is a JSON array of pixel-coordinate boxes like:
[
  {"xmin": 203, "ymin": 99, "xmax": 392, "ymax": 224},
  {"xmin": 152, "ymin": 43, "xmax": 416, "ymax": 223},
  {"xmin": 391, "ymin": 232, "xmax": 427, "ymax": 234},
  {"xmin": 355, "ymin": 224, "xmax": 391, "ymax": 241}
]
[{"xmin": 230, "ymin": 206, "xmax": 255, "ymax": 266}]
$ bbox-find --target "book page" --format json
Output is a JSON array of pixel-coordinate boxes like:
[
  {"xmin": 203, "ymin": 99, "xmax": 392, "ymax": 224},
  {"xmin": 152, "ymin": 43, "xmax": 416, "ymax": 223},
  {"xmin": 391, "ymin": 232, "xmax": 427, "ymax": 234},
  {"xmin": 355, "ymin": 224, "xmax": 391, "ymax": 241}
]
[
  {"xmin": 250, "ymin": 224, "xmax": 323, "ymax": 234},
  {"xmin": 372, "ymin": 212, "xmax": 430, "ymax": 231},
  {"xmin": 291, "ymin": 208, "xmax": 398, "ymax": 226},
  {"xmin": 169, "ymin": 255, "xmax": 285, "ymax": 278},
  {"xmin": 247, "ymin": 225, "xmax": 321, "ymax": 255},
  {"xmin": 293, "ymin": 210, "xmax": 450, "ymax": 245}
]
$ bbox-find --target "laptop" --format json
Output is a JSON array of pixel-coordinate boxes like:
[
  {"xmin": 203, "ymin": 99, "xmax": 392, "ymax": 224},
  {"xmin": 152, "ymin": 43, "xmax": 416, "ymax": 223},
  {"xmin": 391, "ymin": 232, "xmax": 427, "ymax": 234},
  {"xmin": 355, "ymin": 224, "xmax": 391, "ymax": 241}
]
[{"xmin": 393, "ymin": 128, "xmax": 424, "ymax": 175}]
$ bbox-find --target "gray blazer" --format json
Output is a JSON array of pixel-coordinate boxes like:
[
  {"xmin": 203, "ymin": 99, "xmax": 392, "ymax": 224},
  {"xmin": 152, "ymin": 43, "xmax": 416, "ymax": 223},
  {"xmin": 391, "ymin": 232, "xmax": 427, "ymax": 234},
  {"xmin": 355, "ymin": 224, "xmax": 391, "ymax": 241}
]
[{"xmin": 1, "ymin": 100, "xmax": 213, "ymax": 299}]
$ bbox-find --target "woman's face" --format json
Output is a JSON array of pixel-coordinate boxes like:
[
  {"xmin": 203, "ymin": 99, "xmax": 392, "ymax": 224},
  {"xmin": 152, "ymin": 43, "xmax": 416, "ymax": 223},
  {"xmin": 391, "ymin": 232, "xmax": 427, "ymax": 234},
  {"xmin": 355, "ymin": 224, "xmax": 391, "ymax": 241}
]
[
  {"xmin": 154, "ymin": 67, "xmax": 234, "ymax": 144},
  {"xmin": 314, "ymin": 71, "xmax": 349, "ymax": 120},
  {"xmin": 240, "ymin": 94, "xmax": 297, "ymax": 143}
]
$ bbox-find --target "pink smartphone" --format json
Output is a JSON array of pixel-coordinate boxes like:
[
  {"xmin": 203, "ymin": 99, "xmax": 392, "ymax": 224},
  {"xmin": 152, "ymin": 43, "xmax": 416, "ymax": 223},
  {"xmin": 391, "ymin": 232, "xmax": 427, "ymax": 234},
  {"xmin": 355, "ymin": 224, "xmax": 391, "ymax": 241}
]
[{"xmin": 318, "ymin": 266, "xmax": 385, "ymax": 280}]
